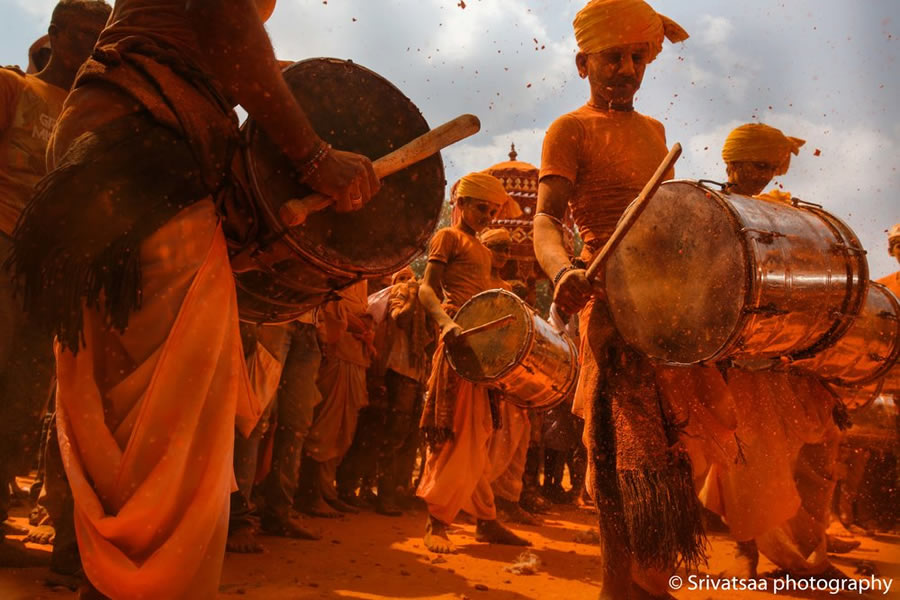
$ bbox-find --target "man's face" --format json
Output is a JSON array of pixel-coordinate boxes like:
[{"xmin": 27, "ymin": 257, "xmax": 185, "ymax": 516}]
[
  {"xmin": 486, "ymin": 242, "xmax": 511, "ymax": 270},
  {"xmin": 50, "ymin": 14, "xmax": 107, "ymax": 71},
  {"xmin": 726, "ymin": 161, "xmax": 779, "ymax": 196},
  {"xmin": 458, "ymin": 197, "xmax": 499, "ymax": 234},
  {"xmin": 577, "ymin": 42, "xmax": 650, "ymax": 107}
]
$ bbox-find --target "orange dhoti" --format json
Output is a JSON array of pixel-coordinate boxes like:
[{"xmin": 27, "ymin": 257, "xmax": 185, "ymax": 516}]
[
  {"xmin": 55, "ymin": 201, "xmax": 259, "ymax": 599},
  {"xmin": 417, "ymin": 375, "xmax": 497, "ymax": 524},
  {"xmin": 488, "ymin": 401, "xmax": 531, "ymax": 503}
]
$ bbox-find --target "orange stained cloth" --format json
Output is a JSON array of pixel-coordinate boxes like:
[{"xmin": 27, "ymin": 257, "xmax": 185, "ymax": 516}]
[
  {"xmin": 416, "ymin": 376, "xmax": 497, "ymax": 523},
  {"xmin": 318, "ymin": 280, "xmax": 371, "ymax": 368},
  {"xmin": 454, "ymin": 171, "xmax": 510, "ymax": 207},
  {"xmin": 303, "ymin": 351, "xmax": 368, "ymax": 465},
  {"xmin": 540, "ymin": 104, "xmax": 673, "ymax": 250},
  {"xmin": 55, "ymin": 200, "xmax": 260, "ymax": 599},
  {"xmin": 722, "ymin": 123, "xmax": 805, "ymax": 176},
  {"xmin": 427, "ymin": 227, "xmax": 495, "ymax": 313},
  {"xmin": 487, "ymin": 401, "xmax": 531, "ymax": 503},
  {"xmin": 877, "ymin": 271, "xmax": 900, "ymax": 298},
  {"xmin": 0, "ymin": 68, "xmax": 67, "ymax": 235},
  {"xmin": 573, "ymin": 0, "xmax": 688, "ymax": 60}
]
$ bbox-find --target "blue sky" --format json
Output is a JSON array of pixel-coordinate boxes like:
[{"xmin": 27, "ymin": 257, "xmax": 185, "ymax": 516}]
[{"xmin": 2, "ymin": 0, "xmax": 898, "ymax": 277}]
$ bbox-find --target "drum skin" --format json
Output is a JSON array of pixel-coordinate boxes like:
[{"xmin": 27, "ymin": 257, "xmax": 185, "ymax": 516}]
[
  {"xmin": 445, "ymin": 289, "xmax": 578, "ymax": 411},
  {"xmin": 604, "ymin": 180, "xmax": 868, "ymax": 365},
  {"xmin": 235, "ymin": 58, "xmax": 445, "ymax": 323},
  {"xmin": 791, "ymin": 281, "xmax": 900, "ymax": 386}
]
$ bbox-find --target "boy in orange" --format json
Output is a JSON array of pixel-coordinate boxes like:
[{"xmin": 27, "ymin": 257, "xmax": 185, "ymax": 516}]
[
  {"xmin": 878, "ymin": 224, "xmax": 900, "ymax": 297},
  {"xmin": 417, "ymin": 174, "xmax": 531, "ymax": 554},
  {"xmin": 533, "ymin": 1, "xmax": 707, "ymax": 597}
]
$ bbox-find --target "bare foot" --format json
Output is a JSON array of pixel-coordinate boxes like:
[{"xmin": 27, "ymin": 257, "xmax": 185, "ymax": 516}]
[
  {"xmin": 300, "ymin": 498, "xmax": 342, "ymax": 519},
  {"xmin": 424, "ymin": 515, "xmax": 456, "ymax": 554},
  {"xmin": 260, "ymin": 514, "xmax": 321, "ymax": 540},
  {"xmin": 326, "ymin": 496, "xmax": 359, "ymax": 514},
  {"xmin": 719, "ymin": 540, "xmax": 758, "ymax": 578},
  {"xmin": 25, "ymin": 524, "xmax": 56, "ymax": 545},
  {"xmin": 226, "ymin": 527, "xmax": 264, "ymax": 553},
  {"xmin": 497, "ymin": 498, "xmax": 540, "ymax": 526},
  {"xmin": 475, "ymin": 519, "xmax": 531, "ymax": 546}
]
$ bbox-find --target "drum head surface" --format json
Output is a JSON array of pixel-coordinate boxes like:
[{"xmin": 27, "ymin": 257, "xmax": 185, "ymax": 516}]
[
  {"xmin": 447, "ymin": 289, "xmax": 529, "ymax": 381},
  {"xmin": 604, "ymin": 181, "xmax": 747, "ymax": 364},
  {"xmin": 246, "ymin": 58, "xmax": 444, "ymax": 274}
]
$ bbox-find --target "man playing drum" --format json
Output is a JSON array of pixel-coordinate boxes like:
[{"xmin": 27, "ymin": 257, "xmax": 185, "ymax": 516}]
[
  {"xmin": 6, "ymin": 1, "xmax": 378, "ymax": 598},
  {"xmin": 532, "ymin": 1, "xmax": 710, "ymax": 597},
  {"xmin": 703, "ymin": 123, "xmax": 854, "ymax": 580},
  {"xmin": 416, "ymin": 173, "xmax": 531, "ymax": 554}
]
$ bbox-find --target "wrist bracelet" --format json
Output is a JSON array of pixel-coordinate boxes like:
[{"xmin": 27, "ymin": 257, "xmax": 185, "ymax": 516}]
[
  {"xmin": 296, "ymin": 141, "xmax": 331, "ymax": 182},
  {"xmin": 552, "ymin": 264, "xmax": 576, "ymax": 288}
]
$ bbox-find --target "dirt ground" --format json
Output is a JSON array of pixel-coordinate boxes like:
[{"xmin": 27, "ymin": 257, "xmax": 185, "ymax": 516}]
[{"xmin": 2, "ymin": 500, "xmax": 899, "ymax": 600}]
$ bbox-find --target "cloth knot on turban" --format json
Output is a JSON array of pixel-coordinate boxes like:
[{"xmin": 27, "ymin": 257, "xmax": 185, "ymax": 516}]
[
  {"xmin": 453, "ymin": 172, "xmax": 511, "ymax": 207},
  {"xmin": 479, "ymin": 228, "xmax": 513, "ymax": 246},
  {"xmin": 573, "ymin": 0, "xmax": 688, "ymax": 60},
  {"xmin": 722, "ymin": 123, "xmax": 806, "ymax": 176}
]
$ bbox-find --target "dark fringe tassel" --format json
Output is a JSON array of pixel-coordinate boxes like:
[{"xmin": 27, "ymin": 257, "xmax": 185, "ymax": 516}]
[
  {"xmin": 618, "ymin": 453, "xmax": 708, "ymax": 573},
  {"xmin": 832, "ymin": 401, "xmax": 852, "ymax": 431}
]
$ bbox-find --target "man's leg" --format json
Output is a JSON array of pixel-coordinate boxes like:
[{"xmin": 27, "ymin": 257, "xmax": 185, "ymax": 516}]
[
  {"xmin": 261, "ymin": 323, "xmax": 322, "ymax": 537},
  {"xmin": 376, "ymin": 370, "xmax": 420, "ymax": 515}
]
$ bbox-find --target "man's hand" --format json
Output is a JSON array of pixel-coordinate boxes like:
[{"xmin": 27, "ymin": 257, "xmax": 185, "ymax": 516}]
[
  {"xmin": 304, "ymin": 149, "xmax": 380, "ymax": 213},
  {"xmin": 553, "ymin": 268, "xmax": 595, "ymax": 315},
  {"xmin": 440, "ymin": 321, "xmax": 463, "ymax": 345}
]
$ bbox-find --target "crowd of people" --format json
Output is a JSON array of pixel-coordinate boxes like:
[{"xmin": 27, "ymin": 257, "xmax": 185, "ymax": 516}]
[{"xmin": 0, "ymin": 1, "xmax": 897, "ymax": 599}]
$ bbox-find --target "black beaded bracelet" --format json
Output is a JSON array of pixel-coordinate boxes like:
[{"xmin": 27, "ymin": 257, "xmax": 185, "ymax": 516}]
[
  {"xmin": 552, "ymin": 264, "xmax": 576, "ymax": 288},
  {"xmin": 296, "ymin": 141, "xmax": 331, "ymax": 182}
]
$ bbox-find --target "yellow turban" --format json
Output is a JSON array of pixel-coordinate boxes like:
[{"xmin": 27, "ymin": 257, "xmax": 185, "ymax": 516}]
[
  {"xmin": 454, "ymin": 172, "xmax": 510, "ymax": 207},
  {"xmin": 479, "ymin": 228, "xmax": 513, "ymax": 246},
  {"xmin": 889, "ymin": 224, "xmax": 900, "ymax": 243},
  {"xmin": 573, "ymin": 0, "xmax": 689, "ymax": 60},
  {"xmin": 722, "ymin": 123, "xmax": 806, "ymax": 176}
]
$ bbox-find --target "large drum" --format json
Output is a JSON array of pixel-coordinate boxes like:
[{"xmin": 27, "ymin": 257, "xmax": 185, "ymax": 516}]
[
  {"xmin": 445, "ymin": 289, "xmax": 578, "ymax": 411},
  {"xmin": 791, "ymin": 281, "xmax": 900, "ymax": 386},
  {"xmin": 233, "ymin": 59, "xmax": 445, "ymax": 323},
  {"xmin": 605, "ymin": 180, "xmax": 868, "ymax": 365}
]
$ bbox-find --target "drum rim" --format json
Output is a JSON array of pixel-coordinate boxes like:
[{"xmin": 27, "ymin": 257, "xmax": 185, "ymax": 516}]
[
  {"xmin": 821, "ymin": 280, "xmax": 900, "ymax": 386},
  {"xmin": 445, "ymin": 288, "xmax": 535, "ymax": 384},
  {"xmin": 243, "ymin": 57, "xmax": 443, "ymax": 279}
]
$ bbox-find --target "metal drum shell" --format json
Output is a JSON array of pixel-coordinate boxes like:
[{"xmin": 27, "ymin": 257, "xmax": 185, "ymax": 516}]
[
  {"xmin": 604, "ymin": 180, "xmax": 868, "ymax": 365},
  {"xmin": 791, "ymin": 282, "xmax": 900, "ymax": 386},
  {"xmin": 445, "ymin": 289, "xmax": 578, "ymax": 411},
  {"xmin": 235, "ymin": 58, "xmax": 445, "ymax": 324}
]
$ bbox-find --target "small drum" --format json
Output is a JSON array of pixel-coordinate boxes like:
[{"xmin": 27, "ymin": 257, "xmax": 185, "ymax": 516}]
[
  {"xmin": 234, "ymin": 59, "xmax": 445, "ymax": 323},
  {"xmin": 605, "ymin": 180, "xmax": 868, "ymax": 365},
  {"xmin": 445, "ymin": 289, "xmax": 578, "ymax": 411},
  {"xmin": 791, "ymin": 281, "xmax": 900, "ymax": 386}
]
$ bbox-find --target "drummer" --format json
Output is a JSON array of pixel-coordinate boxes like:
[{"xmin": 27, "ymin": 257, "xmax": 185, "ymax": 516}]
[
  {"xmin": 532, "ymin": 1, "xmax": 715, "ymax": 597},
  {"xmin": 416, "ymin": 174, "xmax": 531, "ymax": 554},
  {"xmin": 705, "ymin": 122, "xmax": 852, "ymax": 580},
  {"xmin": 478, "ymin": 228, "xmax": 539, "ymax": 526},
  {"xmin": 5, "ymin": 2, "xmax": 379, "ymax": 597}
]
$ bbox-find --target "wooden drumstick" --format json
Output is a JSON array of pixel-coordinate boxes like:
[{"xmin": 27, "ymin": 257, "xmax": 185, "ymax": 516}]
[
  {"xmin": 279, "ymin": 114, "xmax": 482, "ymax": 227},
  {"xmin": 456, "ymin": 314, "xmax": 516, "ymax": 340},
  {"xmin": 585, "ymin": 142, "xmax": 682, "ymax": 283}
]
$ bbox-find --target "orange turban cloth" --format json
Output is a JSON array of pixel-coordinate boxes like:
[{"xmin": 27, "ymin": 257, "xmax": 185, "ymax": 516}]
[
  {"xmin": 573, "ymin": 0, "xmax": 689, "ymax": 61},
  {"xmin": 722, "ymin": 123, "xmax": 806, "ymax": 176},
  {"xmin": 257, "ymin": 0, "xmax": 276, "ymax": 22},
  {"xmin": 889, "ymin": 224, "xmax": 900, "ymax": 244},
  {"xmin": 454, "ymin": 172, "xmax": 511, "ymax": 207},
  {"xmin": 479, "ymin": 228, "xmax": 513, "ymax": 246}
]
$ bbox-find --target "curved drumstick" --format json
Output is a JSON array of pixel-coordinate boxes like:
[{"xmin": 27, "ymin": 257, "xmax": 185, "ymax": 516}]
[
  {"xmin": 585, "ymin": 142, "xmax": 682, "ymax": 283},
  {"xmin": 456, "ymin": 314, "xmax": 515, "ymax": 340},
  {"xmin": 279, "ymin": 114, "xmax": 481, "ymax": 227}
]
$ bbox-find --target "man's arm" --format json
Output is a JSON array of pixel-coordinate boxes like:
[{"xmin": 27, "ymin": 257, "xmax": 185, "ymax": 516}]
[
  {"xmin": 186, "ymin": 0, "xmax": 378, "ymax": 210},
  {"xmin": 534, "ymin": 176, "xmax": 594, "ymax": 314}
]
